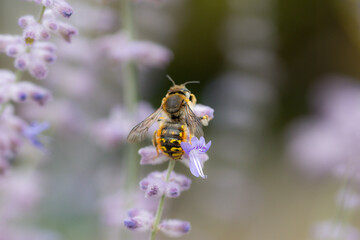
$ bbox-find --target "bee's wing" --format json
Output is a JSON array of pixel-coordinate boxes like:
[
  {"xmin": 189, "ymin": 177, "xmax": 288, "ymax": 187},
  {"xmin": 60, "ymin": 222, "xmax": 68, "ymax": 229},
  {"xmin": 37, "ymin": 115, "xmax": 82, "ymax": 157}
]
[
  {"xmin": 184, "ymin": 102, "xmax": 204, "ymax": 138},
  {"xmin": 127, "ymin": 107, "xmax": 163, "ymax": 143}
]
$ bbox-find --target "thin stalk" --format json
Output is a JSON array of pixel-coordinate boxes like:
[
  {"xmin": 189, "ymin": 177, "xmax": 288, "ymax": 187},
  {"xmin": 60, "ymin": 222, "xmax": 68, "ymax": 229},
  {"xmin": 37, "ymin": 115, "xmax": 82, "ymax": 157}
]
[
  {"xmin": 150, "ymin": 160, "xmax": 176, "ymax": 240},
  {"xmin": 38, "ymin": 6, "xmax": 46, "ymax": 23},
  {"xmin": 119, "ymin": 0, "xmax": 139, "ymax": 189}
]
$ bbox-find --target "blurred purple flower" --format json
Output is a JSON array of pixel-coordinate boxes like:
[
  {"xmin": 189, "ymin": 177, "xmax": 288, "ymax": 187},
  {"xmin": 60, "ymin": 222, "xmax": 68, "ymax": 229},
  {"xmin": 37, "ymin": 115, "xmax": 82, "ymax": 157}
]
[
  {"xmin": 98, "ymin": 32, "xmax": 173, "ymax": 68},
  {"xmin": 336, "ymin": 189, "xmax": 360, "ymax": 211},
  {"xmin": 192, "ymin": 104, "xmax": 214, "ymax": 126},
  {"xmin": 93, "ymin": 102, "xmax": 154, "ymax": 148},
  {"xmin": 22, "ymin": 121, "xmax": 50, "ymax": 150},
  {"xmin": 181, "ymin": 136, "xmax": 211, "ymax": 179},
  {"xmin": 158, "ymin": 219, "xmax": 191, "ymax": 237},
  {"xmin": 312, "ymin": 221, "xmax": 359, "ymax": 240}
]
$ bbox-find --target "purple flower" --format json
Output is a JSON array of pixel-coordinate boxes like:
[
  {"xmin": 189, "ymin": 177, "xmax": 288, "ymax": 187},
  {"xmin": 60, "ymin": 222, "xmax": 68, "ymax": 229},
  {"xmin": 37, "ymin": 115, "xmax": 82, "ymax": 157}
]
[
  {"xmin": 312, "ymin": 221, "xmax": 359, "ymax": 240},
  {"xmin": 22, "ymin": 121, "xmax": 50, "ymax": 150},
  {"xmin": 158, "ymin": 219, "xmax": 191, "ymax": 237},
  {"xmin": 123, "ymin": 209, "xmax": 154, "ymax": 232},
  {"xmin": 192, "ymin": 104, "xmax": 214, "ymax": 126},
  {"xmin": 139, "ymin": 171, "xmax": 192, "ymax": 198},
  {"xmin": 98, "ymin": 32, "xmax": 173, "ymax": 68},
  {"xmin": 181, "ymin": 136, "xmax": 211, "ymax": 179}
]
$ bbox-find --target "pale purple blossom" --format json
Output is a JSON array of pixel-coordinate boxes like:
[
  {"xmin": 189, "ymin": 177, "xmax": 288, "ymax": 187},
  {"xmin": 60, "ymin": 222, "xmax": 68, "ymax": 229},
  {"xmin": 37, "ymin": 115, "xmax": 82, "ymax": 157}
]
[
  {"xmin": 192, "ymin": 104, "xmax": 214, "ymax": 126},
  {"xmin": 70, "ymin": 3, "xmax": 117, "ymax": 33},
  {"xmin": 98, "ymin": 32, "xmax": 173, "ymax": 68},
  {"xmin": 47, "ymin": 63, "xmax": 96, "ymax": 98},
  {"xmin": 17, "ymin": 9, "xmax": 77, "ymax": 45},
  {"xmin": 3, "ymin": 40, "xmax": 57, "ymax": 80},
  {"xmin": 0, "ymin": 35, "xmax": 22, "ymax": 53},
  {"xmin": 181, "ymin": 136, "xmax": 211, "ymax": 179},
  {"xmin": 22, "ymin": 0, "xmax": 74, "ymax": 18},
  {"xmin": 288, "ymin": 76, "xmax": 360, "ymax": 177},
  {"xmin": 336, "ymin": 189, "xmax": 360, "ymax": 211},
  {"xmin": 0, "ymin": 171, "xmax": 42, "ymax": 220},
  {"xmin": 312, "ymin": 221, "xmax": 360, "ymax": 240},
  {"xmin": 158, "ymin": 219, "xmax": 191, "ymax": 237},
  {"xmin": 139, "ymin": 170, "xmax": 191, "ymax": 198},
  {"xmin": 124, "ymin": 209, "xmax": 154, "ymax": 232},
  {"xmin": 22, "ymin": 121, "xmax": 50, "ymax": 150},
  {"xmin": 93, "ymin": 102, "xmax": 154, "ymax": 148}
]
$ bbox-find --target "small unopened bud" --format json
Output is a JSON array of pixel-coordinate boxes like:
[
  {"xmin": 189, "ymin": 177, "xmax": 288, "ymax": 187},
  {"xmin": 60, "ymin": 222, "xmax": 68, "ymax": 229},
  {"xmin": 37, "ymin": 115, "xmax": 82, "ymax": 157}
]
[
  {"xmin": 5, "ymin": 43, "xmax": 25, "ymax": 58},
  {"xmin": 52, "ymin": 0, "xmax": 74, "ymax": 18},
  {"xmin": 159, "ymin": 219, "xmax": 191, "ymax": 237},
  {"xmin": 41, "ymin": 0, "xmax": 54, "ymax": 7},
  {"xmin": 18, "ymin": 15, "xmax": 36, "ymax": 28},
  {"xmin": 165, "ymin": 182, "xmax": 180, "ymax": 198},
  {"xmin": 124, "ymin": 209, "xmax": 154, "ymax": 232},
  {"xmin": 14, "ymin": 54, "xmax": 30, "ymax": 70},
  {"xmin": 28, "ymin": 60, "xmax": 48, "ymax": 80},
  {"xmin": 145, "ymin": 179, "xmax": 165, "ymax": 198},
  {"xmin": 57, "ymin": 22, "xmax": 77, "ymax": 43}
]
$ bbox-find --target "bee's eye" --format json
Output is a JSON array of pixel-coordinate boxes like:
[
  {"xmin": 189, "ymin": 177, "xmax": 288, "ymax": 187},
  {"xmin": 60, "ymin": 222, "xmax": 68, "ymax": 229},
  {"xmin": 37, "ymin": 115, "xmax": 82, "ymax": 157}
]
[{"xmin": 189, "ymin": 95, "xmax": 193, "ymax": 101}]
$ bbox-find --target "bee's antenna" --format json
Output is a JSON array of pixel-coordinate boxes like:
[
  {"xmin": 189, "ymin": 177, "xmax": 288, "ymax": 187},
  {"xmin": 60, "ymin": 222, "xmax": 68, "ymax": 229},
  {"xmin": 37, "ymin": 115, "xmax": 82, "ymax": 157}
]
[
  {"xmin": 183, "ymin": 81, "xmax": 200, "ymax": 86},
  {"xmin": 167, "ymin": 75, "xmax": 176, "ymax": 86}
]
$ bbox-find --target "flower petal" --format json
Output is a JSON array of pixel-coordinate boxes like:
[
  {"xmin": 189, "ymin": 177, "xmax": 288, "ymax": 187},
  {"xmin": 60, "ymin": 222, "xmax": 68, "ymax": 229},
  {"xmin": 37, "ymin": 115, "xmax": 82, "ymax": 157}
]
[
  {"xmin": 204, "ymin": 140, "xmax": 212, "ymax": 152},
  {"xmin": 139, "ymin": 146, "xmax": 167, "ymax": 165},
  {"xmin": 180, "ymin": 142, "xmax": 192, "ymax": 155},
  {"xmin": 189, "ymin": 150, "xmax": 207, "ymax": 179}
]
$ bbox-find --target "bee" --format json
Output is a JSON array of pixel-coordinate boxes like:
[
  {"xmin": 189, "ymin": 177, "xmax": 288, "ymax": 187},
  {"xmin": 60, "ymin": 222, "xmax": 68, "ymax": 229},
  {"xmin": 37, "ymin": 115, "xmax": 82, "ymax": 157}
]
[{"xmin": 127, "ymin": 76, "xmax": 206, "ymax": 160}]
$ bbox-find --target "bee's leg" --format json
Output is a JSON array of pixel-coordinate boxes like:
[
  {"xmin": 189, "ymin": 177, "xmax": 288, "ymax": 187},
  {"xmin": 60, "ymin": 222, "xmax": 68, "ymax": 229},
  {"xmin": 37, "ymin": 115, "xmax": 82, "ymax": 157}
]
[
  {"xmin": 200, "ymin": 115, "xmax": 209, "ymax": 126},
  {"xmin": 190, "ymin": 93, "xmax": 197, "ymax": 105},
  {"xmin": 152, "ymin": 129, "xmax": 161, "ymax": 160}
]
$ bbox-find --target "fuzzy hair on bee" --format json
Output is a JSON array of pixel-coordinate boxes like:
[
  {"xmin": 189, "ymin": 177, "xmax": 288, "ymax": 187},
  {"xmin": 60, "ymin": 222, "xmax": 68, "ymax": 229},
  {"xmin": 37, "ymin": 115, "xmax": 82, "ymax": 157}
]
[{"xmin": 127, "ymin": 76, "xmax": 205, "ymax": 160}]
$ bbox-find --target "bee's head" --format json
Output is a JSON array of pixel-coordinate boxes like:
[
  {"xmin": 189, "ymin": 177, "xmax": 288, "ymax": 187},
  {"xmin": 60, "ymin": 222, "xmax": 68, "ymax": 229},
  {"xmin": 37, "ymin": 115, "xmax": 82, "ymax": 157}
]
[{"xmin": 166, "ymin": 75, "xmax": 199, "ymax": 100}]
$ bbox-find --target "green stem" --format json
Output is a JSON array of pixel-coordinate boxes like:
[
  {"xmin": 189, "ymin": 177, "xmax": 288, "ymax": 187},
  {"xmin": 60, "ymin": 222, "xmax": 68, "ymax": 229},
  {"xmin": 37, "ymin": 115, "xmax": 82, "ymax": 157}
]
[
  {"xmin": 119, "ymin": 0, "xmax": 139, "ymax": 189},
  {"xmin": 150, "ymin": 160, "xmax": 176, "ymax": 240},
  {"xmin": 38, "ymin": 6, "xmax": 46, "ymax": 23},
  {"xmin": 15, "ymin": 69, "xmax": 23, "ymax": 82},
  {"xmin": 120, "ymin": 0, "xmax": 138, "ymax": 112}
]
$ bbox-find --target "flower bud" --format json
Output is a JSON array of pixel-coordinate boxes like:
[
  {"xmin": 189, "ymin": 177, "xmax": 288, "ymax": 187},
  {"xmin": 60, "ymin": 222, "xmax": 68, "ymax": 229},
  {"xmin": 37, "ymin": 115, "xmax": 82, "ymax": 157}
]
[
  {"xmin": 165, "ymin": 181, "xmax": 180, "ymax": 198},
  {"xmin": 173, "ymin": 174, "xmax": 192, "ymax": 191},
  {"xmin": 43, "ymin": 19, "xmax": 59, "ymax": 31},
  {"xmin": 5, "ymin": 43, "xmax": 26, "ymax": 58},
  {"xmin": 28, "ymin": 60, "xmax": 48, "ymax": 80},
  {"xmin": 14, "ymin": 54, "xmax": 30, "ymax": 70},
  {"xmin": 52, "ymin": 0, "xmax": 74, "ymax": 18},
  {"xmin": 41, "ymin": 0, "xmax": 54, "ymax": 7},
  {"xmin": 145, "ymin": 179, "xmax": 165, "ymax": 198},
  {"xmin": 159, "ymin": 219, "xmax": 191, "ymax": 237},
  {"xmin": 0, "ymin": 35, "xmax": 21, "ymax": 53},
  {"xmin": 18, "ymin": 15, "xmax": 36, "ymax": 28},
  {"xmin": 139, "ymin": 146, "xmax": 168, "ymax": 165},
  {"xmin": 124, "ymin": 209, "xmax": 154, "ymax": 232},
  {"xmin": 33, "ymin": 49, "xmax": 57, "ymax": 64},
  {"xmin": 57, "ymin": 22, "xmax": 77, "ymax": 43}
]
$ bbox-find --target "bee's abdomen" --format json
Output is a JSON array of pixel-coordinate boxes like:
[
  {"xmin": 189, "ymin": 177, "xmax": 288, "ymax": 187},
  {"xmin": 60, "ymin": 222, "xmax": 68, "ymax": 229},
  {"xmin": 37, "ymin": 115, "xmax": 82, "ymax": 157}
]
[{"xmin": 159, "ymin": 124, "xmax": 185, "ymax": 159}]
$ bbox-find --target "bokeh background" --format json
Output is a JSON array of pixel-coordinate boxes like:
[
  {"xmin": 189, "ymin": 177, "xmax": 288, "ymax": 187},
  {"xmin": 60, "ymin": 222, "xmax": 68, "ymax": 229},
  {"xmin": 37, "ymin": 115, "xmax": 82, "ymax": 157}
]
[{"xmin": 1, "ymin": 0, "xmax": 360, "ymax": 239}]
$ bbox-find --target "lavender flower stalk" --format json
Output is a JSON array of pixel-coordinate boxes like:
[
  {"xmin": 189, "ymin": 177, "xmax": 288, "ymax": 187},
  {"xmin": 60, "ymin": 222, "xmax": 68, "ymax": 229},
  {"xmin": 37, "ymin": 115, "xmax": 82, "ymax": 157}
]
[{"xmin": 0, "ymin": 0, "xmax": 76, "ymax": 170}]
